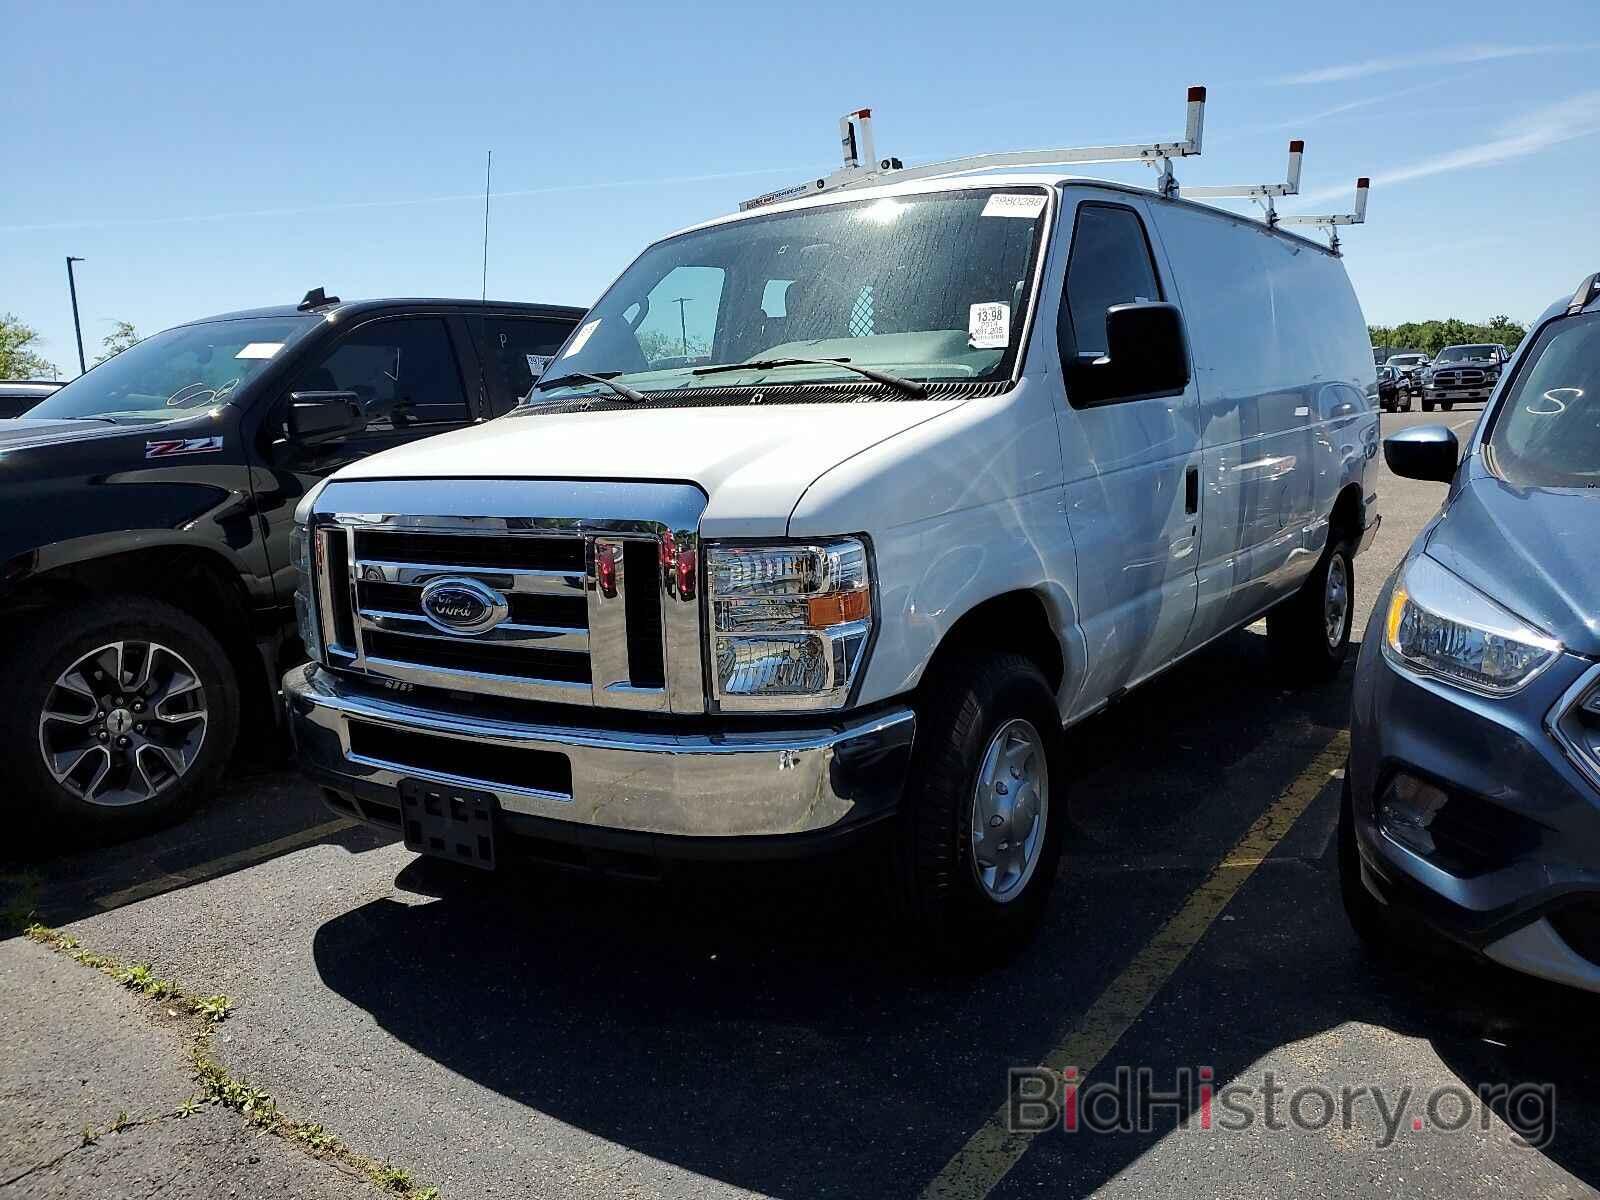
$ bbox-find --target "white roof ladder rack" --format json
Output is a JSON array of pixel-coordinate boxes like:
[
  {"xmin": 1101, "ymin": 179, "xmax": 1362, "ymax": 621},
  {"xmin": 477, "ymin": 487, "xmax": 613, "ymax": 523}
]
[
  {"xmin": 1280, "ymin": 178, "xmax": 1371, "ymax": 254},
  {"xmin": 739, "ymin": 86, "xmax": 1208, "ymax": 212},
  {"xmin": 1185, "ymin": 139, "xmax": 1304, "ymax": 226}
]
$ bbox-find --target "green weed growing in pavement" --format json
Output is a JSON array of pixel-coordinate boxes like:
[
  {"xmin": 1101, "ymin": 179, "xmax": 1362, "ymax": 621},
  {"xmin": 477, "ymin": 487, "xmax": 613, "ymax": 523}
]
[{"xmin": 25, "ymin": 922, "xmax": 443, "ymax": 1200}]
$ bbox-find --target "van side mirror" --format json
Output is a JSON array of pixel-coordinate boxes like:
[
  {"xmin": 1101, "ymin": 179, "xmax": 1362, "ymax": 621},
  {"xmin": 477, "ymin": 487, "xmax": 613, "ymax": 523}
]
[
  {"xmin": 1383, "ymin": 425, "xmax": 1459, "ymax": 484},
  {"xmin": 1069, "ymin": 302, "xmax": 1191, "ymax": 406},
  {"xmin": 287, "ymin": 390, "xmax": 365, "ymax": 445}
]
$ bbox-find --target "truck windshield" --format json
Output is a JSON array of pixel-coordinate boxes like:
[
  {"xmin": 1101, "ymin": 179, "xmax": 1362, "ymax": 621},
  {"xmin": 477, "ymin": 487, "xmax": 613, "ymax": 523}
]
[
  {"xmin": 26, "ymin": 316, "xmax": 314, "ymax": 424},
  {"xmin": 1486, "ymin": 313, "xmax": 1600, "ymax": 487},
  {"xmin": 1435, "ymin": 345, "xmax": 1497, "ymax": 363},
  {"xmin": 537, "ymin": 187, "xmax": 1049, "ymax": 401}
]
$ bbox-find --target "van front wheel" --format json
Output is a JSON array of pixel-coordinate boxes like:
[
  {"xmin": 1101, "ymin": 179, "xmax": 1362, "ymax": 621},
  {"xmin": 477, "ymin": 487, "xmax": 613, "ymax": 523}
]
[
  {"xmin": 1267, "ymin": 539, "xmax": 1354, "ymax": 683},
  {"xmin": 892, "ymin": 652, "xmax": 1065, "ymax": 966}
]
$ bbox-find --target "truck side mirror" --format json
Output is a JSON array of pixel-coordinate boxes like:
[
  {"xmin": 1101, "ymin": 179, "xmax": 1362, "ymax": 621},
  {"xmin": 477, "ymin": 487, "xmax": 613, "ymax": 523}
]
[
  {"xmin": 1069, "ymin": 302, "xmax": 1191, "ymax": 406},
  {"xmin": 287, "ymin": 390, "xmax": 366, "ymax": 445},
  {"xmin": 1383, "ymin": 425, "xmax": 1459, "ymax": 484}
]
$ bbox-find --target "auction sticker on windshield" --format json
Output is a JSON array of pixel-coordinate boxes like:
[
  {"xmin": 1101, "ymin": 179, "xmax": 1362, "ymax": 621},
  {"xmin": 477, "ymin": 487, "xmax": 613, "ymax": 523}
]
[
  {"xmin": 234, "ymin": 342, "xmax": 285, "ymax": 359},
  {"xmin": 982, "ymin": 193, "xmax": 1046, "ymax": 219},
  {"xmin": 562, "ymin": 320, "xmax": 601, "ymax": 358},
  {"xmin": 969, "ymin": 302, "xmax": 1011, "ymax": 349}
]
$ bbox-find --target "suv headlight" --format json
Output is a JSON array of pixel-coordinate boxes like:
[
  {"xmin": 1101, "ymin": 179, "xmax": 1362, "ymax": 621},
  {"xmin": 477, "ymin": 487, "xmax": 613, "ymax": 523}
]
[
  {"xmin": 292, "ymin": 521, "xmax": 322, "ymax": 662},
  {"xmin": 1383, "ymin": 555, "xmax": 1559, "ymax": 695},
  {"xmin": 707, "ymin": 538, "xmax": 873, "ymax": 711}
]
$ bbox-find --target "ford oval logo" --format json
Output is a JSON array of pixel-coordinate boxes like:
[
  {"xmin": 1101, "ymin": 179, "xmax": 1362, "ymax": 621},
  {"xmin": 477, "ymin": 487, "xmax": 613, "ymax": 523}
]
[{"xmin": 418, "ymin": 577, "xmax": 509, "ymax": 636}]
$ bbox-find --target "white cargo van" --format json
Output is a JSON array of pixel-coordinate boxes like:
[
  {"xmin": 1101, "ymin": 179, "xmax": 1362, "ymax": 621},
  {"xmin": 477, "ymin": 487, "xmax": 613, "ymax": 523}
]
[{"xmin": 284, "ymin": 118, "xmax": 1380, "ymax": 960}]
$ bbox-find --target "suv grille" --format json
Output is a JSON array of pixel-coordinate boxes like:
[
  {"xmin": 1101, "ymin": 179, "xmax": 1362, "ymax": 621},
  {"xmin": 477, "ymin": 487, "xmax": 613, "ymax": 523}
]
[{"xmin": 308, "ymin": 479, "xmax": 707, "ymax": 715}]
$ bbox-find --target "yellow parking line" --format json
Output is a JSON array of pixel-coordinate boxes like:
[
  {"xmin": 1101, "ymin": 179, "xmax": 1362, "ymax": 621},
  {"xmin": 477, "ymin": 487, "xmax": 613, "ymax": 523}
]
[
  {"xmin": 93, "ymin": 817, "xmax": 356, "ymax": 911},
  {"xmin": 920, "ymin": 731, "xmax": 1351, "ymax": 1200}
]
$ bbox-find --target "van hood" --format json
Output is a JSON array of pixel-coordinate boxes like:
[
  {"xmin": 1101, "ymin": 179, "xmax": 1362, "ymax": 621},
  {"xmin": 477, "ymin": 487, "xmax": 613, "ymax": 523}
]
[
  {"xmin": 1425, "ymin": 471, "xmax": 1600, "ymax": 656},
  {"xmin": 332, "ymin": 400, "xmax": 964, "ymax": 537}
]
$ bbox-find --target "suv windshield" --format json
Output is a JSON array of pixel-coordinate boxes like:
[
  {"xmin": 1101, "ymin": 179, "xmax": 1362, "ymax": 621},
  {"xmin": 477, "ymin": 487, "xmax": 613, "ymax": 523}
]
[
  {"xmin": 1434, "ymin": 344, "xmax": 1497, "ymax": 364},
  {"xmin": 27, "ymin": 316, "xmax": 314, "ymax": 423},
  {"xmin": 1486, "ymin": 313, "xmax": 1600, "ymax": 487},
  {"xmin": 538, "ymin": 187, "xmax": 1049, "ymax": 401}
]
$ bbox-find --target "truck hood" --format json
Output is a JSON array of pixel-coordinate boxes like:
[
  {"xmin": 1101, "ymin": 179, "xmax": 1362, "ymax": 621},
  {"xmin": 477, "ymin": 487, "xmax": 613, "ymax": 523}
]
[
  {"xmin": 0, "ymin": 417, "xmax": 133, "ymax": 452},
  {"xmin": 1425, "ymin": 471, "xmax": 1600, "ymax": 656},
  {"xmin": 332, "ymin": 400, "xmax": 964, "ymax": 537}
]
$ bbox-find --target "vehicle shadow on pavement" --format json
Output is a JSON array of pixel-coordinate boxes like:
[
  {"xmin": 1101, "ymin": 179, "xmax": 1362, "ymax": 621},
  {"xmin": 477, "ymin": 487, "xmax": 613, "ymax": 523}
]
[
  {"xmin": 311, "ymin": 626, "xmax": 1539, "ymax": 1198},
  {"xmin": 1, "ymin": 763, "xmax": 396, "ymax": 931}
]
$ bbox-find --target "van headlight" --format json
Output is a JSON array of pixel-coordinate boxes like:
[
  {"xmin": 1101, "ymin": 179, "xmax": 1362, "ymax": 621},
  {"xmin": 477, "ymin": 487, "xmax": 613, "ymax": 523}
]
[
  {"xmin": 292, "ymin": 521, "xmax": 322, "ymax": 663},
  {"xmin": 707, "ymin": 539, "xmax": 873, "ymax": 711},
  {"xmin": 1383, "ymin": 555, "xmax": 1559, "ymax": 695}
]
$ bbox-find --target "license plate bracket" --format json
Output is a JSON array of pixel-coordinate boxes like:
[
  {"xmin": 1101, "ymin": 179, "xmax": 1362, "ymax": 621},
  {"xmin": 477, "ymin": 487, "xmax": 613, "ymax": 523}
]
[{"xmin": 399, "ymin": 778, "xmax": 499, "ymax": 870}]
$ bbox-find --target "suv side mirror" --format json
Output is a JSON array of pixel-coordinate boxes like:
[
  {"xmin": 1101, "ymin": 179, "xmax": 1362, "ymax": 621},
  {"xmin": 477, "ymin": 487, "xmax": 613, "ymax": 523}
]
[
  {"xmin": 1384, "ymin": 424, "xmax": 1459, "ymax": 483},
  {"xmin": 287, "ymin": 390, "xmax": 366, "ymax": 445},
  {"xmin": 1069, "ymin": 302, "xmax": 1191, "ymax": 406}
]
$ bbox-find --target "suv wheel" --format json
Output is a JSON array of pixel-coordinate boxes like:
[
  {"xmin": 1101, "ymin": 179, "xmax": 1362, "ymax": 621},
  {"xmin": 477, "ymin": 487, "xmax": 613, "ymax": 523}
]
[
  {"xmin": 892, "ymin": 651, "xmax": 1065, "ymax": 965},
  {"xmin": 1267, "ymin": 538, "xmax": 1354, "ymax": 683},
  {"xmin": 0, "ymin": 596, "xmax": 240, "ymax": 845}
]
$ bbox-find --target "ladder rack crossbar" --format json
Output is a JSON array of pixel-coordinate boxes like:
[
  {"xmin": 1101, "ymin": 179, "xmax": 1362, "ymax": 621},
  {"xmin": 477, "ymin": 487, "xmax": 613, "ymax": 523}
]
[{"xmin": 1184, "ymin": 140, "xmax": 1304, "ymax": 201}]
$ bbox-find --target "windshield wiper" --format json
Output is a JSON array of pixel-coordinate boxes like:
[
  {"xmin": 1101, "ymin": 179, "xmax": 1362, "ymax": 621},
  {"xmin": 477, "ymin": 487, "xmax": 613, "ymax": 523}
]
[
  {"xmin": 692, "ymin": 357, "xmax": 927, "ymax": 398},
  {"xmin": 534, "ymin": 371, "xmax": 648, "ymax": 404}
]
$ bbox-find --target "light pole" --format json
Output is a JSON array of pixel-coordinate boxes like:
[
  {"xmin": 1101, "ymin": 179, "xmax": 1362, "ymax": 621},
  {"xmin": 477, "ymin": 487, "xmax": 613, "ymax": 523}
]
[
  {"xmin": 66, "ymin": 256, "xmax": 87, "ymax": 374},
  {"xmin": 672, "ymin": 297, "xmax": 692, "ymax": 357}
]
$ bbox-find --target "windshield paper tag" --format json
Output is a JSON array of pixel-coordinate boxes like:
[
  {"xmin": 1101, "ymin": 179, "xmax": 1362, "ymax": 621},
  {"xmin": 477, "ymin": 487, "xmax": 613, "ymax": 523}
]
[
  {"xmin": 562, "ymin": 320, "xmax": 601, "ymax": 358},
  {"xmin": 235, "ymin": 342, "xmax": 284, "ymax": 359},
  {"xmin": 969, "ymin": 302, "xmax": 1011, "ymax": 350},
  {"xmin": 146, "ymin": 436, "xmax": 224, "ymax": 459},
  {"xmin": 525, "ymin": 353, "xmax": 555, "ymax": 379},
  {"xmin": 982, "ymin": 193, "xmax": 1046, "ymax": 219}
]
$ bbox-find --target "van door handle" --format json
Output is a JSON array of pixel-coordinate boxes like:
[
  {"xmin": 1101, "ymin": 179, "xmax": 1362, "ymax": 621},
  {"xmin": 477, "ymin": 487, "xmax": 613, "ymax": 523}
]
[{"xmin": 1185, "ymin": 466, "xmax": 1199, "ymax": 515}]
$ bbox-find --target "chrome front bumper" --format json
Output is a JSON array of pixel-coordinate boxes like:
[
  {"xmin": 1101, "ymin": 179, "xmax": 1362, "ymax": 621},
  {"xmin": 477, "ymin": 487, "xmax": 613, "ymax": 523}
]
[{"xmin": 283, "ymin": 663, "xmax": 915, "ymax": 846}]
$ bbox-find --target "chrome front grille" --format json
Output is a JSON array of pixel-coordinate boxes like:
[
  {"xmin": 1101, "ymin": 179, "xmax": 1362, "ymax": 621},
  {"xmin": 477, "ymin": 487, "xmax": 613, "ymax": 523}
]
[
  {"xmin": 1433, "ymin": 368, "xmax": 1486, "ymax": 387},
  {"xmin": 308, "ymin": 479, "xmax": 707, "ymax": 715}
]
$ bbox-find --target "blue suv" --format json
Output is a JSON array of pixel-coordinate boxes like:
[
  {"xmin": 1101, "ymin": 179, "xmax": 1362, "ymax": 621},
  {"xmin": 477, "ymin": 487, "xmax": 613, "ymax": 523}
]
[{"xmin": 1342, "ymin": 271, "xmax": 1600, "ymax": 990}]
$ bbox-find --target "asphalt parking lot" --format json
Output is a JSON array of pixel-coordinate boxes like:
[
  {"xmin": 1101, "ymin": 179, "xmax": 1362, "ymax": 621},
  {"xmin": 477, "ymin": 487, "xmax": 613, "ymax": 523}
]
[{"xmin": 5, "ymin": 402, "xmax": 1598, "ymax": 1200}]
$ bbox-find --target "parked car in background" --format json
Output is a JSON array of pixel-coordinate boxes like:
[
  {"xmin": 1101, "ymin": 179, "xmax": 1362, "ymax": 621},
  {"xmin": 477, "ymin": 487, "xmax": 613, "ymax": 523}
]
[
  {"xmin": 1375, "ymin": 365, "xmax": 1408, "ymax": 412},
  {"xmin": 0, "ymin": 379, "xmax": 64, "ymax": 418},
  {"xmin": 0, "ymin": 290, "xmax": 584, "ymax": 843},
  {"xmin": 1383, "ymin": 352, "xmax": 1429, "ymax": 400},
  {"xmin": 1343, "ymin": 272, "xmax": 1600, "ymax": 991},
  {"xmin": 1419, "ymin": 342, "xmax": 1507, "ymax": 411},
  {"xmin": 285, "ymin": 170, "xmax": 1380, "ymax": 962}
]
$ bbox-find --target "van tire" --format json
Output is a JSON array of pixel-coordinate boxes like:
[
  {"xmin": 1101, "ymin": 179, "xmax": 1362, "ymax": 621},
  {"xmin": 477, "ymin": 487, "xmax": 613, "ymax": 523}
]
[
  {"xmin": 1267, "ymin": 538, "xmax": 1354, "ymax": 683},
  {"xmin": 891, "ymin": 652, "xmax": 1065, "ymax": 967},
  {"xmin": 0, "ymin": 596, "xmax": 240, "ymax": 847}
]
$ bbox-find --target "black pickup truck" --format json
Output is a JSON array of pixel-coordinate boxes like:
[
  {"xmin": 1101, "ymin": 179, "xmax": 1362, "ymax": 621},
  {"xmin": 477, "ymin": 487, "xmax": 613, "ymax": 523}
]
[{"xmin": 0, "ymin": 291, "xmax": 583, "ymax": 842}]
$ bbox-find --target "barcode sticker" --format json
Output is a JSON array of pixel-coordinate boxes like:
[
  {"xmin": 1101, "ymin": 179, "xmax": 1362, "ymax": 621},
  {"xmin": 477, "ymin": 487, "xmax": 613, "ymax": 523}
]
[
  {"xmin": 981, "ymin": 193, "xmax": 1046, "ymax": 219},
  {"xmin": 969, "ymin": 302, "xmax": 1011, "ymax": 350},
  {"xmin": 525, "ymin": 354, "xmax": 555, "ymax": 378}
]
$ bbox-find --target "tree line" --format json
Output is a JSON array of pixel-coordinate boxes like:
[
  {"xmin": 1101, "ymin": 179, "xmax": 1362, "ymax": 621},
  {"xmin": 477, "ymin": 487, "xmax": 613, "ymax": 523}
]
[
  {"xmin": 1369, "ymin": 315, "xmax": 1527, "ymax": 357},
  {"xmin": 0, "ymin": 314, "xmax": 140, "ymax": 379}
]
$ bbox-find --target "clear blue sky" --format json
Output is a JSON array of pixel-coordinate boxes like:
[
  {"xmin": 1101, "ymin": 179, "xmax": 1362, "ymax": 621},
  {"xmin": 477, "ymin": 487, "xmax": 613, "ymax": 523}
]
[{"xmin": 3, "ymin": 0, "xmax": 1597, "ymax": 376}]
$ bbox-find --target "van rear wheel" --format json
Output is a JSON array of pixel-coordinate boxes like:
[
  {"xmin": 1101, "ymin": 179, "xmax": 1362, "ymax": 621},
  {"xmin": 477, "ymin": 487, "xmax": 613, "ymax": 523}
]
[
  {"xmin": 1267, "ymin": 539, "xmax": 1354, "ymax": 684},
  {"xmin": 892, "ymin": 651, "xmax": 1065, "ymax": 967}
]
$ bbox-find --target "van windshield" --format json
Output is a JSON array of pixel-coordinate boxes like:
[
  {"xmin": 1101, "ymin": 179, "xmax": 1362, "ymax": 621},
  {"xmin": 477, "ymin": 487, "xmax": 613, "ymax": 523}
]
[
  {"xmin": 27, "ymin": 316, "xmax": 315, "ymax": 424},
  {"xmin": 537, "ymin": 187, "xmax": 1049, "ymax": 402},
  {"xmin": 1486, "ymin": 313, "xmax": 1600, "ymax": 487}
]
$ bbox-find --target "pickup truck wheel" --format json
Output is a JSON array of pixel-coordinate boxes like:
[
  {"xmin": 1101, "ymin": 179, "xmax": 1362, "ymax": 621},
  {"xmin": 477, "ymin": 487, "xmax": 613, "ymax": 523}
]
[
  {"xmin": 0, "ymin": 596, "xmax": 240, "ymax": 846},
  {"xmin": 893, "ymin": 652, "xmax": 1065, "ymax": 966},
  {"xmin": 1421, "ymin": 399, "xmax": 1434, "ymax": 412},
  {"xmin": 1442, "ymin": 402, "xmax": 1453, "ymax": 412},
  {"xmin": 1267, "ymin": 538, "xmax": 1354, "ymax": 684}
]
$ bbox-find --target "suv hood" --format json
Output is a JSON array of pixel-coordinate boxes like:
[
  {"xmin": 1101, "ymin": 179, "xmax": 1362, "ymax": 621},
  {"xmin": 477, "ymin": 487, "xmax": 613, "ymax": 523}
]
[
  {"xmin": 332, "ymin": 400, "xmax": 964, "ymax": 537},
  {"xmin": 1425, "ymin": 471, "xmax": 1600, "ymax": 656}
]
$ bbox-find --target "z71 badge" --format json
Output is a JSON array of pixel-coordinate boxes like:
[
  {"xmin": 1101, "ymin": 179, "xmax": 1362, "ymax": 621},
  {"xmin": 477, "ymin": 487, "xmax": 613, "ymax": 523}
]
[{"xmin": 145, "ymin": 436, "xmax": 224, "ymax": 459}]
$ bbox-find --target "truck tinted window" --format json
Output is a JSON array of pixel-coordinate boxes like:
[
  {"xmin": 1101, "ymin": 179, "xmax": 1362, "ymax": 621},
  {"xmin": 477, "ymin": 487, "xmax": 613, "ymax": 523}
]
[
  {"xmin": 298, "ymin": 318, "xmax": 467, "ymax": 429},
  {"xmin": 1062, "ymin": 205, "xmax": 1161, "ymax": 357},
  {"xmin": 483, "ymin": 318, "xmax": 573, "ymax": 403}
]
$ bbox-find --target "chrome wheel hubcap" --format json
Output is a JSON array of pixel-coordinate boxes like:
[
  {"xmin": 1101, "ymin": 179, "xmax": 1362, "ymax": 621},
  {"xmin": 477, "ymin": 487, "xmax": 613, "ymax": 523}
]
[
  {"xmin": 969, "ymin": 718, "xmax": 1049, "ymax": 903},
  {"xmin": 1324, "ymin": 555, "xmax": 1350, "ymax": 650},
  {"xmin": 37, "ymin": 640, "xmax": 209, "ymax": 808}
]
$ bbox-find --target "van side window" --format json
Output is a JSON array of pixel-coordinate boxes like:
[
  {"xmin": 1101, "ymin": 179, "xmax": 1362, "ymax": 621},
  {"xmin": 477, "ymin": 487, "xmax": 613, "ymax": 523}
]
[{"xmin": 1060, "ymin": 205, "xmax": 1162, "ymax": 359}]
